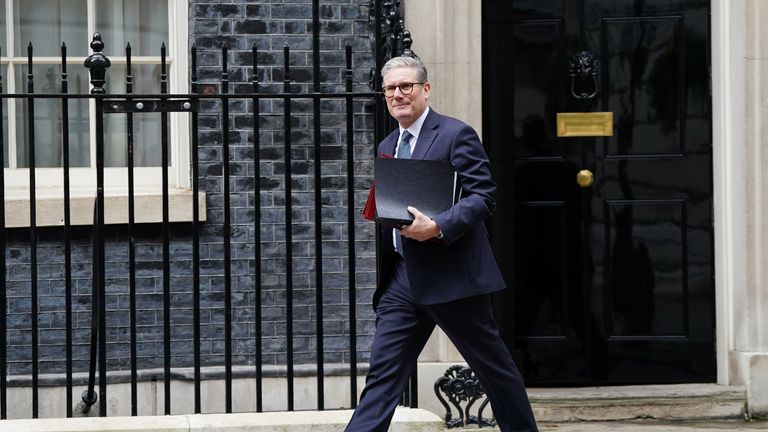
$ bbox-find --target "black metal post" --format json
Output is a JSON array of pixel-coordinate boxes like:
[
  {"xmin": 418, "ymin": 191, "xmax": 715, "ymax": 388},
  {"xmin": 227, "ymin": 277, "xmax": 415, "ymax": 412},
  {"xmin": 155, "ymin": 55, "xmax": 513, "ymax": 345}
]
[
  {"xmin": 252, "ymin": 43, "xmax": 263, "ymax": 413},
  {"xmin": 125, "ymin": 42, "xmax": 138, "ymax": 416},
  {"xmin": 311, "ymin": 0, "xmax": 325, "ymax": 411},
  {"xmin": 84, "ymin": 32, "xmax": 111, "ymax": 417},
  {"xmin": 221, "ymin": 43, "xmax": 233, "ymax": 414},
  {"xmin": 61, "ymin": 42, "xmax": 74, "ymax": 418},
  {"xmin": 191, "ymin": 44, "xmax": 202, "ymax": 415},
  {"xmin": 96, "ymin": 100, "xmax": 107, "ymax": 417},
  {"xmin": 345, "ymin": 45, "xmax": 358, "ymax": 409},
  {"xmin": 0, "ymin": 46, "xmax": 7, "ymax": 421},
  {"xmin": 160, "ymin": 42, "xmax": 172, "ymax": 416},
  {"xmin": 26, "ymin": 43, "xmax": 40, "ymax": 419},
  {"xmin": 283, "ymin": 45, "xmax": 295, "ymax": 412}
]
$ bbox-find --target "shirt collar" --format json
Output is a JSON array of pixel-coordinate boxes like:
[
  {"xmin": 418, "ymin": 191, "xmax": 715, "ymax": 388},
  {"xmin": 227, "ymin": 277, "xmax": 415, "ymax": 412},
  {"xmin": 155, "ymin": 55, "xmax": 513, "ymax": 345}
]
[{"xmin": 398, "ymin": 106, "xmax": 431, "ymax": 146}]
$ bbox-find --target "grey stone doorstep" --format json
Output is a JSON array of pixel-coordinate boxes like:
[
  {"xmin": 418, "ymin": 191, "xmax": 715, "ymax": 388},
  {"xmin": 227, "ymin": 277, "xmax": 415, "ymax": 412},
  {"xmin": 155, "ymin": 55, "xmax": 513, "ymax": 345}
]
[
  {"xmin": 528, "ymin": 384, "xmax": 749, "ymax": 422},
  {"xmin": 535, "ymin": 421, "xmax": 768, "ymax": 431}
]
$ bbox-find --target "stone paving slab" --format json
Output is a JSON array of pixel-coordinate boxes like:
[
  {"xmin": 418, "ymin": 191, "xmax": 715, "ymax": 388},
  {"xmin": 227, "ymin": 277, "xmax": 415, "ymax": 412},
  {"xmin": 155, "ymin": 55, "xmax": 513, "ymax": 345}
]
[
  {"xmin": 454, "ymin": 421, "xmax": 768, "ymax": 432},
  {"xmin": 0, "ymin": 407, "xmax": 444, "ymax": 432}
]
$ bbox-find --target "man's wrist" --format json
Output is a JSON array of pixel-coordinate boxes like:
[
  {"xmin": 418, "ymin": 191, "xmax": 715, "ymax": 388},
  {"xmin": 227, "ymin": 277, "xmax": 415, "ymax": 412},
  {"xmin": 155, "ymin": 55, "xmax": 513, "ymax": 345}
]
[{"xmin": 431, "ymin": 220, "xmax": 444, "ymax": 239}]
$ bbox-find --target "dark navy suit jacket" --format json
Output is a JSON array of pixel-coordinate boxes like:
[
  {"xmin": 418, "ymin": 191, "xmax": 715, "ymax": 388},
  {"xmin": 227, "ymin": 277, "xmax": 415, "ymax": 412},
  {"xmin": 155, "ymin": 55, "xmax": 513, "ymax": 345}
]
[{"xmin": 375, "ymin": 109, "xmax": 506, "ymax": 308}]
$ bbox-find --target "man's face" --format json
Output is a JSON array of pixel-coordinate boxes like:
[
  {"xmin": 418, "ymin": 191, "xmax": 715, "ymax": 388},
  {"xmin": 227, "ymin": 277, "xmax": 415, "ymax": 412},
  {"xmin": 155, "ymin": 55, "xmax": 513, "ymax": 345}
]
[{"xmin": 383, "ymin": 66, "xmax": 431, "ymax": 128}]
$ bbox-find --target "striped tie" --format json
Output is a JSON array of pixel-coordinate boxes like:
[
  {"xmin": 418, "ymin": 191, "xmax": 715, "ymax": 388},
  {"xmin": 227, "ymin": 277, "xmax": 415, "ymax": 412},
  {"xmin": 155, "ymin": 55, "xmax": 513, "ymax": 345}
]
[
  {"xmin": 396, "ymin": 130, "xmax": 413, "ymax": 159},
  {"xmin": 394, "ymin": 131, "xmax": 413, "ymax": 256}
]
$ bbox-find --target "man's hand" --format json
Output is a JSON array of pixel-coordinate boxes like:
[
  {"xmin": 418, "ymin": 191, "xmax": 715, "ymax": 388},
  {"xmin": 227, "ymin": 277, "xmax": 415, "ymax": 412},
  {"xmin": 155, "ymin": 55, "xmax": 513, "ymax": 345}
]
[{"xmin": 400, "ymin": 206, "xmax": 441, "ymax": 241}]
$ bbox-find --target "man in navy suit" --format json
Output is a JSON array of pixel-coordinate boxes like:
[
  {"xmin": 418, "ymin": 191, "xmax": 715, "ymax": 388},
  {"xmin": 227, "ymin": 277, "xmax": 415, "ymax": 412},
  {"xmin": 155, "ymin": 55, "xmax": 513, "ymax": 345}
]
[{"xmin": 345, "ymin": 56, "xmax": 538, "ymax": 432}]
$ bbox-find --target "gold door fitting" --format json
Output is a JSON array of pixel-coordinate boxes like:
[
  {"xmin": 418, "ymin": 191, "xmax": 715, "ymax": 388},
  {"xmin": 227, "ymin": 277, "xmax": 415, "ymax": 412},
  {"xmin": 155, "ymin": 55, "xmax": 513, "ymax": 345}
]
[
  {"xmin": 577, "ymin": 169, "xmax": 594, "ymax": 188},
  {"xmin": 557, "ymin": 112, "xmax": 613, "ymax": 137}
]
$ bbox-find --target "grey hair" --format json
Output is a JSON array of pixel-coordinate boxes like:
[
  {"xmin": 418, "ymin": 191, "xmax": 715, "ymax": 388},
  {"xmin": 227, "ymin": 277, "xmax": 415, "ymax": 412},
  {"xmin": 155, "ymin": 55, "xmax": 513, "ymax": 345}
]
[{"xmin": 381, "ymin": 56, "xmax": 428, "ymax": 83}]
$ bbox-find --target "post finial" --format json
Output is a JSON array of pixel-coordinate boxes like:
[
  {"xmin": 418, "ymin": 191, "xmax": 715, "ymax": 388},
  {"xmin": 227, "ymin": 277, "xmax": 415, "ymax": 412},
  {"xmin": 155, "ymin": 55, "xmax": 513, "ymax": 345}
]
[
  {"xmin": 401, "ymin": 30, "xmax": 417, "ymax": 58},
  {"xmin": 84, "ymin": 32, "xmax": 111, "ymax": 94}
]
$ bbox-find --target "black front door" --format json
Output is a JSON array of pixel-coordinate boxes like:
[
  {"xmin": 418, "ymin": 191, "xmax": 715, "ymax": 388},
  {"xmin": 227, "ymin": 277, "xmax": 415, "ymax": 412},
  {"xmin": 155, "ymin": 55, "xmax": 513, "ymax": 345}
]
[{"xmin": 482, "ymin": 0, "xmax": 714, "ymax": 385}]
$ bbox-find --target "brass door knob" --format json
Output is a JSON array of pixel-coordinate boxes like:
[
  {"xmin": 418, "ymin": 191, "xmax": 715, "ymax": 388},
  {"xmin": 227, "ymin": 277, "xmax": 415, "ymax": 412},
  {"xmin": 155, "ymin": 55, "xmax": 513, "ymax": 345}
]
[{"xmin": 576, "ymin": 169, "xmax": 594, "ymax": 188}]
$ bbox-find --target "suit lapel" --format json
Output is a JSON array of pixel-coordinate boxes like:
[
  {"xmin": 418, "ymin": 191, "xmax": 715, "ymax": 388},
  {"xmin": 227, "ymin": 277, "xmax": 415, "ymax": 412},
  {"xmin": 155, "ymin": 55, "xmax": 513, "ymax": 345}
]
[
  {"xmin": 378, "ymin": 130, "xmax": 398, "ymax": 157},
  {"xmin": 411, "ymin": 109, "xmax": 439, "ymax": 160}
]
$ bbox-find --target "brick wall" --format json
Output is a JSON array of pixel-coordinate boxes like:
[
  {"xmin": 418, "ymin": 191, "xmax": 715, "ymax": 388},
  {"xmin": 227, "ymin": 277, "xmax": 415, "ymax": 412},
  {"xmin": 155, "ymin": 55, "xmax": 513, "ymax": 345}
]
[{"xmin": 3, "ymin": 0, "xmax": 378, "ymax": 377}]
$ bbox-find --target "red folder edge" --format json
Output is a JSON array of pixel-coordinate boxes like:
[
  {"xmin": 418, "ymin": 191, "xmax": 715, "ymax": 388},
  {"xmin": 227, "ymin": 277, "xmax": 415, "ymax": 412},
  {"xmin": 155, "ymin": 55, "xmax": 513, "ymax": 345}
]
[{"xmin": 362, "ymin": 154, "xmax": 394, "ymax": 221}]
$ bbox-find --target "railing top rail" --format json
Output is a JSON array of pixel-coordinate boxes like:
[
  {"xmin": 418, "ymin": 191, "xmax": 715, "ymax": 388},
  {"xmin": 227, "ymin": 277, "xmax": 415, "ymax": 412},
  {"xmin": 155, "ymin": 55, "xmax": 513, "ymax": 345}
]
[{"xmin": 0, "ymin": 92, "xmax": 381, "ymax": 99}]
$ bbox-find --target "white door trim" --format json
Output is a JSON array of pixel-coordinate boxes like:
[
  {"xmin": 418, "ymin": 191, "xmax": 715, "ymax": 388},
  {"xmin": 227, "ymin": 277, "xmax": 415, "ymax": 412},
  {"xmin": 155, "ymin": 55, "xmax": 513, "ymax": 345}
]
[{"xmin": 711, "ymin": 0, "xmax": 745, "ymax": 385}]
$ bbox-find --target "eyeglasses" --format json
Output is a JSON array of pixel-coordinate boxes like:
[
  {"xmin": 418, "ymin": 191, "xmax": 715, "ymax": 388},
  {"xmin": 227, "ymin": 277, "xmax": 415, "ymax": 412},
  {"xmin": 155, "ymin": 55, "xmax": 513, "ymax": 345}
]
[{"xmin": 382, "ymin": 82, "xmax": 425, "ymax": 97}]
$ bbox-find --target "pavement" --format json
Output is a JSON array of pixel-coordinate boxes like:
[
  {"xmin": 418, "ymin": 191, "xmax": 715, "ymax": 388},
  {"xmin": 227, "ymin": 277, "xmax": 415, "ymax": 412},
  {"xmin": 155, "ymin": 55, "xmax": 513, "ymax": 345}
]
[
  {"xmin": 454, "ymin": 420, "xmax": 768, "ymax": 431},
  {"xmin": 1, "ymin": 408, "xmax": 765, "ymax": 432}
]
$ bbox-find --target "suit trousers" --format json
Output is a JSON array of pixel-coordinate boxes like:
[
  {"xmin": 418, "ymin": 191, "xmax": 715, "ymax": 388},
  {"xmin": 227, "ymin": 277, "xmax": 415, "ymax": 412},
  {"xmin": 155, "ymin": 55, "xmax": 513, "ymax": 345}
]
[{"xmin": 345, "ymin": 256, "xmax": 538, "ymax": 432}]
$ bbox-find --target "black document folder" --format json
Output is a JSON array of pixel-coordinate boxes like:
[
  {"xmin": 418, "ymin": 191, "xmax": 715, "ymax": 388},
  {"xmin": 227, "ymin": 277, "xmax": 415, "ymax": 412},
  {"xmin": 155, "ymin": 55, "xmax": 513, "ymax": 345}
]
[{"xmin": 374, "ymin": 157, "xmax": 459, "ymax": 226}]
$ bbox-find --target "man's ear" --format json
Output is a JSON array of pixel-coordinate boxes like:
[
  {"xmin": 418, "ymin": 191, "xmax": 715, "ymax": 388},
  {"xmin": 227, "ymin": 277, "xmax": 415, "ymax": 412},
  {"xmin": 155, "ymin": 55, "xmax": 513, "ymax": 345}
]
[{"xmin": 423, "ymin": 81, "xmax": 431, "ymax": 99}]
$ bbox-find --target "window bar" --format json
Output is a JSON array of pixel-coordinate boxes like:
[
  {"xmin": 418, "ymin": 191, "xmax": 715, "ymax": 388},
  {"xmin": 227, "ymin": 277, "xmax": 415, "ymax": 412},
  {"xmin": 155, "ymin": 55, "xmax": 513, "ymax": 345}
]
[
  {"xmin": 125, "ymin": 42, "xmax": 138, "ymax": 417},
  {"xmin": 26, "ymin": 42, "xmax": 40, "ymax": 419},
  {"xmin": 160, "ymin": 42, "xmax": 172, "ymax": 416},
  {"xmin": 221, "ymin": 43, "xmax": 233, "ymax": 414},
  {"xmin": 61, "ymin": 42, "xmax": 74, "ymax": 418},
  {"xmin": 283, "ymin": 44, "xmax": 295, "ymax": 412},
  {"xmin": 252, "ymin": 43, "xmax": 263, "ymax": 414},
  {"xmin": 344, "ymin": 45, "xmax": 358, "ymax": 409},
  {"xmin": 311, "ymin": 0, "xmax": 325, "ymax": 410},
  {"xmin": 190, "ymin": 44, "xmax": 202, "ymax": 415},
  {"xmin": 0, "ymin": 47, "xmax": 7, "ymax": 421}
]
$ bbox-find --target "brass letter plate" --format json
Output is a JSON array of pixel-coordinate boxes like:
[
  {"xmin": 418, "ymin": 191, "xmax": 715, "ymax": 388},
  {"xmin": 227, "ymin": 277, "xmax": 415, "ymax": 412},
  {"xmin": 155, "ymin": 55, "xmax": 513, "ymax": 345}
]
[{"xmin": 556, "ymin": 112, "xmax": 613, "ymax": 137}]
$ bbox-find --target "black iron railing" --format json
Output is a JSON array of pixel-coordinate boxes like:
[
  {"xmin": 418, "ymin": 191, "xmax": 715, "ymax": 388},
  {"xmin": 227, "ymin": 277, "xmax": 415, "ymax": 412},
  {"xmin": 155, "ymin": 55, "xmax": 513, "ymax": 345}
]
[
  {"xmin": 0, "ymin": 0, "xmax": 421, "ymax": 420},
  {"xmin": 0, "ymin": 37, "xmax": 377, "ymax": 418}
]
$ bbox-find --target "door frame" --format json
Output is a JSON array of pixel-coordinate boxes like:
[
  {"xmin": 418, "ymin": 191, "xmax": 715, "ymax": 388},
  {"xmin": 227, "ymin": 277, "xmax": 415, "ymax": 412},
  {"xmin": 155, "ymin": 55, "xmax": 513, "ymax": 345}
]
[
  {"xmin": 711, "ymin": 0, "xmax": 746, "ymax": 386},
  {"xmin": 407, "ymin": 0, "xmax": 736, "ymax": 385}
]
